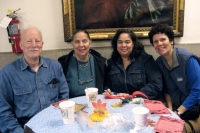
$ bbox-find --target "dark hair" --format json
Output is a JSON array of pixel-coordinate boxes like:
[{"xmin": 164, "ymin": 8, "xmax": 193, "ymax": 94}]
[
  {"xmin": 111, "ymin": 29, "xmax": 144, "ymax": 61},
  {"xmin": 71, "ymin": 29, "xmax": 91, "ymax": 42},
  {"xmin": 148, "ymin": 24, "xmax": 174, "ymax": 46}
]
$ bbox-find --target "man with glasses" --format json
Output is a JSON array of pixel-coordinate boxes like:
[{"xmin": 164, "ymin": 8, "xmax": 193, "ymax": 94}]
[
  {"xmin": 58, "ymin": 30, "xmax": 107, "ymax": 98},
  {"xmin": 0, "ymin": 27, "xmax": 69, "ymax": 133}
]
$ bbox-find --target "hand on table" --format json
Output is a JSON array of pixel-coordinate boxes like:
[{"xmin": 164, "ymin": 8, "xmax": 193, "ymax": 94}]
[
  {"xmin": 116, "ymin": 93, "xmax": 129, "ymax": 96},
  {"xmin": 103, "ymin": 89, "xmax": 113, "ymax": 95},
  {"xmin": 103, "ymin": 89, "xmax": 129, "ymax": 96},
  {"xmin": 146, "ymin": 119, "xmax": 156, "ymax": 127}
]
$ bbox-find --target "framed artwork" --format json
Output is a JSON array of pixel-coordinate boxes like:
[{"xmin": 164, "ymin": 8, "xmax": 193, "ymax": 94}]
[{"xmin": 62, "ymin": 0, "xmax": 185, "ymax": 42}]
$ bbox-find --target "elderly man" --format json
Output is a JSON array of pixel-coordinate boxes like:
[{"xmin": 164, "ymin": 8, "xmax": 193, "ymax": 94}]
[{"xmin": 0, "ymin": 27, "xmax": 69, "ymax": 133}]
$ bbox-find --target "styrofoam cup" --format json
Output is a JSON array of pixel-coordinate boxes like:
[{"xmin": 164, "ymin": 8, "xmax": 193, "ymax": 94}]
[
  {"xmin": 85, "ymin": 87, "xmax": 98, "ymax": 107},
  {"xmin": 132, "ymin": 106, "xmax": 149, "ymax": 127},
  {"xmin": 59, "ymin": 101, "xmax": 75, "ymax": 124}
]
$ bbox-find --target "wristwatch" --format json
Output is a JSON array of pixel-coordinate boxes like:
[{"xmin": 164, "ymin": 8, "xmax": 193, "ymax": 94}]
[{"xmin": 176, "ymin": 109, "xmax": 183, "ymax": 115}]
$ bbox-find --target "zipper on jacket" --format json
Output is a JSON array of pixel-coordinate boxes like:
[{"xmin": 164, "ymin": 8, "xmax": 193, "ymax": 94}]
[{"xmin": 123, "ymin": 70, "xmax": 129, "ymax": 94}]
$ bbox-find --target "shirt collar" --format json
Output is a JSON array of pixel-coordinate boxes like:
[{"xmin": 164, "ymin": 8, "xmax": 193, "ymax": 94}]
[
  {"xmin": 116, "ymin": 56, "xmax": 135, "ymax": 64},
  {"xmin": 20, "ymin": 56, "xmax": 48, "ymax": 71},
  {"xmin": 162, "ymin": 48, "xmax": 179, "ymax": 70}
]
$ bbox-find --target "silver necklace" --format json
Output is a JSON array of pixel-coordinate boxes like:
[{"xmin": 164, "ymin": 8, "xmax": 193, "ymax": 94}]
[{"xmin": 74, "ymin": 53, "xmax": 90, "ymax": 68}]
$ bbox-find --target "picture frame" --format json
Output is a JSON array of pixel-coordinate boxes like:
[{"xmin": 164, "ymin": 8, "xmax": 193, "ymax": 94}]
[{"xmin": 62, "ymin": 0, "xmax": 185, "ymax": 42}]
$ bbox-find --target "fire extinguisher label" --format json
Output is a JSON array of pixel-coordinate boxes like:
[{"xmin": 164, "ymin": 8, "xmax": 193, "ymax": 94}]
[
  {"xmin": 8, "ymin": 24, "xmax": 18, "ymax": 34},
  {"xmin": 0, "ymin": 16, "xmax": 12, "ymax": 28}
]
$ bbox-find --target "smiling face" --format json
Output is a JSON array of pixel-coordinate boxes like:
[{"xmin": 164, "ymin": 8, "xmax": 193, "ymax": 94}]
[
  {"xmin": 72, "ymin": 31, "xmax": 91, "ymax": 61},
  {"xmin": 117, "ymin": 33, "xmax": 134, "ymax": 58},
  {"xmin": 20, "ymin": 27, "xmax": 43, "ymax": 62},
  {"xmin": 152, "ymin": 33, "xmax": 173, "ymax": 57}
]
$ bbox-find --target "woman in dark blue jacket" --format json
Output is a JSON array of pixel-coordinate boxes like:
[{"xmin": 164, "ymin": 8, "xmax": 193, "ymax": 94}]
[
  {"xmin": 105, "ymin": 29, "xmax": 162, "ymax": 100},
  {"xmin": 148, "ymin": 24, "xmax": 200, "ymax": 132}
]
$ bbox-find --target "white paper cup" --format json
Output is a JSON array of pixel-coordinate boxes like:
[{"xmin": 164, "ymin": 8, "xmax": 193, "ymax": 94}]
[
  {"xmin": 132, "ymin": 106, "xmax": 149, "ymax": 127},
  {"xmin": 84, "ymin": 87, "xmax": 98, "ymax": 107},
  {"xmin": 59, "ymin": 101, "xmax": 75, "ymax": 124}
]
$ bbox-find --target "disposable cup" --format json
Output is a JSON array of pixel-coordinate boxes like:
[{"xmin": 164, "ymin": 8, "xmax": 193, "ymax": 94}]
[
  {"xmin": 84, "ymin": 87, "xmax": 98, "ymax": 107},
  {"xmin": 132, "ymin": 106, "xmax": 149, "ymax": 128},
  {"xmin": 59, "ymin": 101, "xmax": 75, "ymax": 124}
]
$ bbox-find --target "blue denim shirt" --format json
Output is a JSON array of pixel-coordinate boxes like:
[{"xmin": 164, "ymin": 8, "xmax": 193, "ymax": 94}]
[{"xmin": 0, "ymin": 56, "xmax": 69, "ymax": 133}]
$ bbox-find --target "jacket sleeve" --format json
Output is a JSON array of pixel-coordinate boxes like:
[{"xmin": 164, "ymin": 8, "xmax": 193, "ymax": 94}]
[
  {"xmin": 103, "ymin": 63, "xmax": 108, "ymax": 91},
  {"xmin": 58, "ymin": 63, "xmax": 69, "ymax": 99},
  {"xmin": 104, "ymin": 60, "xmax": 112, "ymax": 90},
  {"xmin": 139, "ymin": 56, "xmax": 163, "ymax": 100},
  {"xmin": 58, "ymin": 54, "xmax": 71, "ymax": 78},
  {"xmin": 58, "ymin": 55, "xmax": 65, "ymax": 68},
  {"xmin": 183, "ymin": 57, "xmax": 200, "ymax": 109},
  {"xmin": 0, "ymin": 70, "xmax": 24, "ymax": 133}
]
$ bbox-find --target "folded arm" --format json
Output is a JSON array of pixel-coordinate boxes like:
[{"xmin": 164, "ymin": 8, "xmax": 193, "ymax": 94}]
[{"xmin": 140, "ymin": 57, "xmax": 163, "ymax": 99}]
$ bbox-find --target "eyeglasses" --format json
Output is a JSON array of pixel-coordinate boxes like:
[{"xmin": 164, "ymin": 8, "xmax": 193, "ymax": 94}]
[
  {"xmin": 78, "ymin": 76, "xmax": 93, "ymax": 85},
  {"xmin": 76, "ymin": 57, "xmax": 93, "ymax": 85}
]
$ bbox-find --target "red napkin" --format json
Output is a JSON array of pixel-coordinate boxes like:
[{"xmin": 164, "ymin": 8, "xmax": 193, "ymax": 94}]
[
  {"xmin": 144, "ymin": 100, "xmax": 171, "ymax": 115},
  {"xmin": 154, "ymin": 116, "xmax": 184, "ymax": 133},
  {"xmin": 51, "ymin": 99, "xmax": 67, "ymax": 109}
]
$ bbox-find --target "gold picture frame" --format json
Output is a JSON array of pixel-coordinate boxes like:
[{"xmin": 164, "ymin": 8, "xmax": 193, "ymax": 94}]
[{"xmin": 62, "ymin": 0, "xmax": 185, "ymax": 42}]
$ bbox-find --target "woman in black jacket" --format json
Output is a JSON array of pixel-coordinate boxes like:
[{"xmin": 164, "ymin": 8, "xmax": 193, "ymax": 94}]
[
  {"xmin": 58, "ymin": 30, "xmax": 107, "ymax": 98},
  {"xmin": 105, "ymin": 29, "xmax": 163, "ymax": 100}
]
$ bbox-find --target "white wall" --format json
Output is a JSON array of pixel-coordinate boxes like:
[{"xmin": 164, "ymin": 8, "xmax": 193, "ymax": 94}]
[{"xmin": 0, "ymin": 0, "xmax": 200, "ymax": 52}]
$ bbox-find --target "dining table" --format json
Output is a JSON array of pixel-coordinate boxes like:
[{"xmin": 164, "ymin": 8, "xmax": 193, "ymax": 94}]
[{"xmin": 24, "ymin": 95, "xmax": 181, "ymax": 133}]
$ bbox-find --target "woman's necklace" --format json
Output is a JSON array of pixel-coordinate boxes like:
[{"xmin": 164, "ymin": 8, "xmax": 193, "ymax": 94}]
[
  {"xmin": 76, "ymin": 54, "xmax": 93, "ymax": 85},
  {"xmin": 74, "ymin": 53, "xmax": 90, "ymax": 68}
]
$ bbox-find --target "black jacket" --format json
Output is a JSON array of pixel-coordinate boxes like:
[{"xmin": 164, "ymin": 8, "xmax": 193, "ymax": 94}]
[
  {"xmin": 58, "ymin": 49, "xmax": 107, "ymax": 95},
  {"xmin": 106, "ymin": 50, "xmax": 163, "ymax": 100}
]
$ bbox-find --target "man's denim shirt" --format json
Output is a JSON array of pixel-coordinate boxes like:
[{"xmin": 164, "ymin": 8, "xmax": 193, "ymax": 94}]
[{"xmin": 0, "ymin": 56, "xmax": 69, "ymax": 133}]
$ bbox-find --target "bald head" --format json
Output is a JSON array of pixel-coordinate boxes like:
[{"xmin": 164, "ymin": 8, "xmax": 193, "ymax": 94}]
[{"xmin": 21, "ymin": 27, "xmax": 43, "ymax": 43}]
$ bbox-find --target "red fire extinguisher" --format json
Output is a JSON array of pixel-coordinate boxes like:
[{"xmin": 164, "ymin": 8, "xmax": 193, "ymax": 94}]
[{"xmin": 7, "ymin": 8, "xmax": 23, "ymax": 53}]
